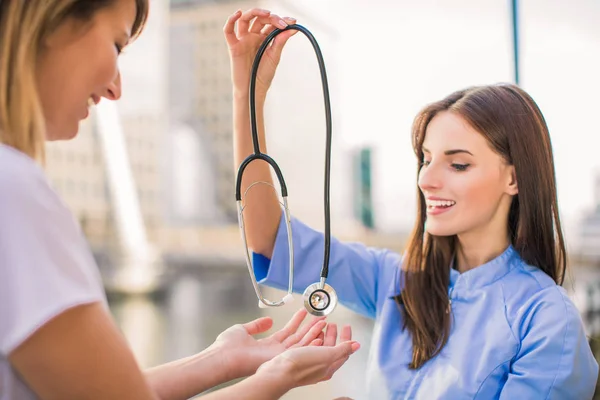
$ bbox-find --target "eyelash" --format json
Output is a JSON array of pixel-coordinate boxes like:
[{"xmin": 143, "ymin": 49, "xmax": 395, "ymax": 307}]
[
  {"xmin": 115, "ymin": 44, "xmax": 124, "ymax": 55},
  {"xmin": 420, "ymin": 160, "xmax": 471, "ymax": 172},
  {"xmin": 451, "ymin": 163, "xmax": 470, "ymax": 171}
]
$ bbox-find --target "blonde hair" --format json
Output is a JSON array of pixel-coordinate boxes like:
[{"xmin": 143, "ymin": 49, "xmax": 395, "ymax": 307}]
[{"xmin": 0, "ymin": 0, "xmax": 148, "ymax": 162}]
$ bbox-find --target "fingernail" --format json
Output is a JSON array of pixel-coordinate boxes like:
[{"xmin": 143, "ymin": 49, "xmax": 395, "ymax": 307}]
[
  {"xmin": 278, "ymin": 19, "xmax": 287, "ymax": 28},
  {"xmin": 351, "ymin": 342, "xmax": 361, "ymax": 352}
]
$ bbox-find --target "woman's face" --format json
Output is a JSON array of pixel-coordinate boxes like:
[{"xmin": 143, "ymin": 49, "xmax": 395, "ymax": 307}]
[
  {"xmin": 36, "ymin": 0, "xmax": 137, "ymax": 140},
  {"xmin": 418, "ymin": 111, "xmax": 518, "ymax": 238}
]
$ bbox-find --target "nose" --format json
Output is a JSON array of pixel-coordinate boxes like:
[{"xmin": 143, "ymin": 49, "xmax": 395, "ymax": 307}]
[
  {"xmin": 418, "ymin": 162, "xmax": 443, "ymax": 192},
  {"xmin": 102, "ymin": 71, "xmax": 122, "ymax": 101}
]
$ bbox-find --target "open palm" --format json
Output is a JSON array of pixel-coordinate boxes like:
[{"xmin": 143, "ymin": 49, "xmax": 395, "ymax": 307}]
[{"xmin": 211, "ymin": 308, "xmax": 351, "ymax": 379}]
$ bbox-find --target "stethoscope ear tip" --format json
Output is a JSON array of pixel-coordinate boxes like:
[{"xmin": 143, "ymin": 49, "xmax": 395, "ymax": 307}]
[
  {"xmin": 258, "ymin": 300, "xmax": 269, "ymax": 309},
  {"xmin": 283, "ymin": 293, "xmax": 294, "ymax": 304}
]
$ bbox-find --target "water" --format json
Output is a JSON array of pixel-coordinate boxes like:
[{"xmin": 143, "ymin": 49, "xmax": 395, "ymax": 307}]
[{"xmin": 108, "ymin": 268, "xmax": 374, "ymax": 399}]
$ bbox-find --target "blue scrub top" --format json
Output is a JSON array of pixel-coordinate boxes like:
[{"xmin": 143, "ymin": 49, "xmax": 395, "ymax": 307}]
[{"xmin": 253, "ymin": 214, "xmax": 598, "ymax": 399}]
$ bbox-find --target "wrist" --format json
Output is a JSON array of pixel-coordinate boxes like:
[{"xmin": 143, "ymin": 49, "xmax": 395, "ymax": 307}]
[
  {"xmin": 254, "ymin": 362, "xmax": 295, "ymax": 395},
  {"xmin": 213, "ymin": 345, "xmax": 250, "ymax": 381},
  {"xmin": 145, "ymin": 346, "xmax": 231, "ymax": 400},
  {"xmin": 233, "ymin": 87, "xmax": 267, "ymax": 102}
]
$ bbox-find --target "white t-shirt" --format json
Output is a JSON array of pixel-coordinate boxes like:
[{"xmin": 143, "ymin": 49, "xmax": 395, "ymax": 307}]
[{"xmin": 0, "ymin": 144, "xmax": 107, "ymax": 399}]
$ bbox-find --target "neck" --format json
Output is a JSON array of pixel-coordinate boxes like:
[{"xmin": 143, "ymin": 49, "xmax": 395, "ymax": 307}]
[{"xmin": 455, "ymin": 228, "xmax": 510, "ymax": 273}]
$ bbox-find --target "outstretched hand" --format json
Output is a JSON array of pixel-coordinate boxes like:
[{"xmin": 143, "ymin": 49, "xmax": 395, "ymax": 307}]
[
  {"xmin": 210, "ymin": 308, "xmax": 329, "ymax": 379},
  {"xmin": 256, "ymin": 325, "xmax": 360, "ymax": 389}
]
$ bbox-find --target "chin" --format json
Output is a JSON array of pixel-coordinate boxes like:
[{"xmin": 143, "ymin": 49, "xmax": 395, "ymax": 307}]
[
  {"xmin": 47, "ymin": 124, "xmax": 80, "ymax": 141},
  {"xmin": 425, "ymin": 221, "xmax": 459, "ymax": 237}
]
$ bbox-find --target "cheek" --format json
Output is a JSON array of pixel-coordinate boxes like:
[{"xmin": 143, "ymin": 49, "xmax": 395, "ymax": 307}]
[
  {"xmin": 36, "ymin": 53, "xmax": 71, "ymax": 131},
  {"xmin": 456, "ymin": 170, "xmax": 504, "ymax": 215},
  {"xmin": 98, "ymin": 49, "xmax": 119, "ymax": 83},
  {"xmin": 73, "ymin": 31, "xmax": 120, "ymax": 95}
]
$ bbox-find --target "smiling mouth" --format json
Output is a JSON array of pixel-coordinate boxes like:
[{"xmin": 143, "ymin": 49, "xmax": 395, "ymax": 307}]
[
  {"xmin": 427, "ymin": 199, "xmax": 455, "ymax": 207},
  {"xmin": 426, "ymin": 199, "xmax": 456, "ymax": 213}
]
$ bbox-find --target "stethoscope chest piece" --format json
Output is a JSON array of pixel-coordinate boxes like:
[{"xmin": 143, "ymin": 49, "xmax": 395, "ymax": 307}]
[{"xmin": 303, "ymin": 281, "xmax": 338, "ymax": 316}]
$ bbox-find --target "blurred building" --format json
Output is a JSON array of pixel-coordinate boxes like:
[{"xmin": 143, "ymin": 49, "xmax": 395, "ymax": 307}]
[
  {"xmin": 168, "ymin": 0, "xmax": 249, "ymax": 224},
  {"xmin": 169, "ymin": 0, "xmax": 362, "ymax": 234},
  {"xmin": 577, "ymin": 171, "xmax": 600, "ymax": 262}
]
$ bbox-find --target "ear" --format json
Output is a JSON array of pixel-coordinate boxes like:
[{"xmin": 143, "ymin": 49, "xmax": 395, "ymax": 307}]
[{"xmin": 505, "ymin": 165, "xmax": 518, "ymax": 196}]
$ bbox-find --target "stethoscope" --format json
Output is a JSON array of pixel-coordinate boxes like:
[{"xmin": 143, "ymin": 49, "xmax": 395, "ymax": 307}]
[{"xmin": 235, "ymin": 24, "xmax": 337, "ymax": 317}]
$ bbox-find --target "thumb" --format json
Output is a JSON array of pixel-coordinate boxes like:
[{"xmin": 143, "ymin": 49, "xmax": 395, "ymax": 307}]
[
  {"xmin": 271, "ymin": 18, "xmax": 298, "ymax": 53},
  {"xmin": 272, "ymin": 30, "xmax": 297, "ymax": 51},
  {"xmin": 334, "ymin": 341, "xmax": 361, "ymax": 359},
  {"xmin": 243, "ymin": 317, "xmax": 274, "ymax": 335}
]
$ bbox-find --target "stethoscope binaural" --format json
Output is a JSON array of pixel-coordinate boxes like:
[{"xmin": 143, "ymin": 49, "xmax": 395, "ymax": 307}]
[{"xmin": 235, "ymin": 24, "xmax": 337, "ymax": 317}]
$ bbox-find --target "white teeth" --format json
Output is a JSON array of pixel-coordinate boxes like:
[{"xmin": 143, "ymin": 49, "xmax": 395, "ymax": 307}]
[{"xmin": 426, "ymin": 200, "xmax": 456, "ymax": 208}]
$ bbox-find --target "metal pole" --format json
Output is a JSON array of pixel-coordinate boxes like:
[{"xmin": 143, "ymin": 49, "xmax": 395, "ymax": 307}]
[{"xmin": 511, "ymin": 0, "xmax": 520, "ymax": 85}]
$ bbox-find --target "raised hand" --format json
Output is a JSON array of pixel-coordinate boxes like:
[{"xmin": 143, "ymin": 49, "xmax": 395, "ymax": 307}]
[{"xmin": 224, "ymin": 8, "xmax": 298, "ymax": 97}]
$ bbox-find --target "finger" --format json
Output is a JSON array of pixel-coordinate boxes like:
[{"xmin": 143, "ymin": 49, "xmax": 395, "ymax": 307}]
[
  {"xmin": 271, "ymin": 19, "xmax": 299, "ymax": 50},
  {"xmin": 249, "ymin": 17, "xmax": 270, "ymax": 35},
  {"xmin": 260, "ymin": 16, "xmax": 296, "ymax": 37},
  {"xmin": 324, "ymin": 355, "xmax": 350, "ymax": 382},
  {"xmin": 282, "ymin": 315, "xmax": 326, "ymax": 347},
  {"xmin": 238, "ymin": 8, "xmax": 271, "ymax": 36},
  {"xmin": 284, "ymin": 319, "xmax": 326, "ymax": 348},
  {"xmin": 334, "ymin": 341, "xmax": 361, "ymax": 360},
  {"xmin": 250, "ymin": 14, "xmax": 287, "ymax": 34},
  {"xmin": 283, "ymin": 16, "xmax": 297, "ymax": 25},
  {"xmin": 242, "ymin": 317, "xmax": 273, "ymax": 336},
  {"xmin": 317, "ymin": 342, "xmax": 359, "ymax": 383},
  {"xmin": 317, "ymin": 332, "xmax": 325, "ymax": 343},
  {"xmin": 323, "ymin": 323, "xmax": 338, "ymax": 347},
  {"xmin": 271, "ymin": 308, "xmax": 308, "ymax": 342},
  {"xmin": 290, "ymin": 320, "xmax": 327, "ymax": 348},
  {"xmin": 310, "ymin": 338, "xmax": 323, "ymax": 346},
  {"xmin": 223, "ymin": 10, "xmax": 242, "ymax": 46},
  {"xmin": 340, "ymin": 325, "xmax": 352, "ymax": 342}
]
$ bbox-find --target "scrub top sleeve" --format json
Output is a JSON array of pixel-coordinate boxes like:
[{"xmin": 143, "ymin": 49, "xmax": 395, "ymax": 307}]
[{"xmin": 253, "ymin": 212, "xmax": 402, "ymax": 319}]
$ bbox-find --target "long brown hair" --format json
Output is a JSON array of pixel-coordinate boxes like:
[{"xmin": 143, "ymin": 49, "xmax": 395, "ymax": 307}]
[
  {"xmin": 0, "ymin": 0, "xmax": 148, "ymax": 161},
  {"xmin": 398, "ymin": 83, "xmax": 567, "ymax": 369}
]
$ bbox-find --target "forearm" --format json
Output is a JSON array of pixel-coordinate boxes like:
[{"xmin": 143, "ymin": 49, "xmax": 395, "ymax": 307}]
[
  {"xmin": 145, "ymin": 347, "xmax": 233, "ymax": 400},
  {"xmin": 233, "ymin": 89, "xmax": 281, "ymax": 257},
  {"xmin": 200, "ymin": 372, "xmax": 290, "ymax": 400}
]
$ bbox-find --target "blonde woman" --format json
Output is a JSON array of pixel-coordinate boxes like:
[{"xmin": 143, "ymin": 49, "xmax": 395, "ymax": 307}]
[{"xmin": 0, "ymin": 1, "xmax": 360, "ymax": 399}]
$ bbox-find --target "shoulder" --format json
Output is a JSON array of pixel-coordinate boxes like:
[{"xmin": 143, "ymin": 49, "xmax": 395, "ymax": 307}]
[
  {"xmin": 500, "ymin": 255, "xmax": 582, "ymax": 340},
  {"xmin": 0, "ymin": 144, "xmax": 63, "ymax": 215}
]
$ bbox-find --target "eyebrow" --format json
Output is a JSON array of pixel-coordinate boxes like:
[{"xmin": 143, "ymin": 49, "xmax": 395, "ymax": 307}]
[{"xmin": 422, "ymin": 147, "xmax": 474, "ymax": 156}]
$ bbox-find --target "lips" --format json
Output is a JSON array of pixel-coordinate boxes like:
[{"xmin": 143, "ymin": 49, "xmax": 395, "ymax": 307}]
[
  {"xmin": 425, "ymin": 198, "xmax": 456, "ymax": 215},
  {"xmin": 83, "ymin": 97, "xmax": 96, "ymax": 119}
]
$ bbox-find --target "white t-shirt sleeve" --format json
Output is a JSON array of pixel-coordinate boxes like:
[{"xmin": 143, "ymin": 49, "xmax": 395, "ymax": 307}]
[{"xmin": 0, "ymin": 156, "xmax": 107, "ymax": 355}]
